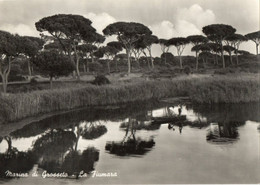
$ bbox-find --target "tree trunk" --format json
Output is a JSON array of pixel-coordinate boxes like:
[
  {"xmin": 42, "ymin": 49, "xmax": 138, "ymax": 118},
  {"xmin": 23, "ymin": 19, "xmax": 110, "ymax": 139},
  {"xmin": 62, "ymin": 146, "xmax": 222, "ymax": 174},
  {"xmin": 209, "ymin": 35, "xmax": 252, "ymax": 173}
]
[
  {"xmin": 73, "ymin": 45, "xmax": 80, "ymax": 80},
  {"xmin": 68, "ymin": 51, "xmax": 76, "ymax": 79},
  {"xmin": 203, "ymin": 57, "xmax": 207, "ymax": 68},
  {"xmin": 4, "ymin": 136, "xmax": 12, "ymax": 152},
  {"xmin": 76, "ymin": 59, "xmax": 80, "ymax": 79},
  {"xmin": 202, "ymin": 58, "xmax": 205, "ymax": 67},
  {"xmin": 50, "ymin": 76, "xmax": 53, "ymax": 89},
  {"xmin": 1, "ymin": 59, "xmax": 11, "ymax": 93},
  {"xmin": 115, "ymin": 59, "xmax": 118, "ymax": 72},
  {"xmin": 1, "ymin": 74, "xmax": 7, "ymax": 93},
  {"xmin": 179, "ymin": 55, "xmax": 182, "ymax": 68},
  {"xmin": 236, "ymin": 53, "xmax": 239, "ymax": 65},
  {"xmin": 256, "ymin": 44, "xmax": 259, "ymax": 55},
  {"xmin": 87, "ymin": 61, "xmax": 90, "ymax": 72},
  {"xmin": 107, "ymin": 60, "xmax": 110, "ymax": 74},
  {"xmin": 229, "ymin": 51, "xmax": 233, "ymax": 65},
  {"xmin": 151, "ymin": 57, "xmax": 154, "ymax": 68},
  {"xmin": 163, "ymin": 52, "xmax": 167, "ymax": 65},
  {"xmin": 148, "ymin": 48, "xmax": 154, "ymax": 69},
  {"xmin": 147, "ymin": 58, "xmax": 150, "ymax": 68},
  {"xmin": 195, "ymin": 51, "xmax": 198, "ymax": 70},
  {"xmin": 221, "ymin": 43, "xmax": 225, "ymax": 68},
  {"xmin": 127, "ymin": 50, "xmax": 131, "ymax": 74},
  {"xmin": 136, "ymin": 58, "xmax": 140, "ymax": 68},
  {"xmin": 28, "ymin": 60, "xmax": 32, "ymax": 78},
  {"xmin": 83, "ymin": 63, "xmax": 86, "ymax": 73}
]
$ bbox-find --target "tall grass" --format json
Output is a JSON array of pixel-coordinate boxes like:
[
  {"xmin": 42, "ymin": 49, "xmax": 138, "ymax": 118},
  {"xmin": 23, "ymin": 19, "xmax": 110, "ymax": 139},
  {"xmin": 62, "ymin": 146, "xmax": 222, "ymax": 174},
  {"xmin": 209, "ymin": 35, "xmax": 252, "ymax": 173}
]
[{"xmin": 0, "ymin": 74, "xmax": 259, "ymax": 124}]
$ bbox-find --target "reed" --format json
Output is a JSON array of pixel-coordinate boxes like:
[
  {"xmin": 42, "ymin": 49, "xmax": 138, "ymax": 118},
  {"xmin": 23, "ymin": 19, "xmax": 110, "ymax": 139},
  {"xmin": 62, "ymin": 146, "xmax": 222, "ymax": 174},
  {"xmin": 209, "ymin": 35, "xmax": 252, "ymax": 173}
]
[{"xmin": 0, "ymin": 74, "xmax": 259, "ymax": 124}]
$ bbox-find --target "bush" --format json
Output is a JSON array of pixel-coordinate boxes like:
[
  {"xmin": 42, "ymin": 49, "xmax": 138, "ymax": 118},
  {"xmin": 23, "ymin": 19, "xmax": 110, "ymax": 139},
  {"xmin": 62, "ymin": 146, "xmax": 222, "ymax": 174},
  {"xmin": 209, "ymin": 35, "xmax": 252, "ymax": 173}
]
[
  {"xmin": 214, "ymin": 68, "xmax": 230, "ymax": 75},
  {"xmin": 30, "ymin": 77, "xmax": 38, "ymax": 85},
  {"xmin": 91, "ymin": 75, "xmax": 110, "ymax": 85},
  {"xmin": 183, "ymin": 66, "xmax": 191, "ymax": 75},
  {"xmin": 8, "ymin": 75, "xmax": 26, "ymax": 82},
  {"xmin": 172, "ymin": 67, "xmax": 182, "ymax": 74}
]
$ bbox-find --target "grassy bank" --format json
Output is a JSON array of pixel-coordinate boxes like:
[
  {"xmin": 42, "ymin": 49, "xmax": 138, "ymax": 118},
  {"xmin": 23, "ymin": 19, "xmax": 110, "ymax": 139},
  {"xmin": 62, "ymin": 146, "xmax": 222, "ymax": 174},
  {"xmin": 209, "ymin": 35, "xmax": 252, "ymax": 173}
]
[{"xmin": 0, "ymin": 74, "xmax": 259, "ymax": 124}]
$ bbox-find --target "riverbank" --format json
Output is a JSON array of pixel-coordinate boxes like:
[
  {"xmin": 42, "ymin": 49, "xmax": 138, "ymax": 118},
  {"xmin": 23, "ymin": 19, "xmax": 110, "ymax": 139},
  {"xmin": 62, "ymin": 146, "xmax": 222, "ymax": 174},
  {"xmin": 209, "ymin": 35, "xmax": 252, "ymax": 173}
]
[{"xmin": 0, "ymin": 73, "xmax": 259, "ymax": 124}]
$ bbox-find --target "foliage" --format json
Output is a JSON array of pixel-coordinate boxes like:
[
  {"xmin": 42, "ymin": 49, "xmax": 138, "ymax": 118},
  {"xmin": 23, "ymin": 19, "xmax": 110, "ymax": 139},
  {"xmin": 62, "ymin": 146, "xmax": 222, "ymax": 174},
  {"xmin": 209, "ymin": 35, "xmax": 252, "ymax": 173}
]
[
  {"xmin": 32, "ymin": 50, "xmax": 75, "ymax": 80},
  {"xmin": 223, "ymin": 45, "xmax": 236, "ymax": 53},
  {"xmin": 168, "ymin": 37, "xmax": 189, "ymax": 68},
  {"xmin": 81, "ymin": 125, "xmax": 107, "ymax": 139},
  {"xmin": 0, "ymin": 30, "xmax": 23, "ymax": 93},
  {"xmin": 33, "ymin": 129, "xmax": 76, "ymax": 155},
  {"xmin": 0, "ymin": 150, "xmax": 36, "ymax": 178},
  {"xmin": 187, "ymin": 35, "xmax": 208, "ymax": 45},
  {"xmin": 61, "ymin": 147, "xmax": 99, "ymax": 175},
  {"xmin": 245, "ymin": 30, "xmax": 260, "ymax": 55},
  {"xmin": 91, "ymin": 75, "xmax": 110, "ymax": 85},
  {"xmin": 202, "ymin": 24, "xmax": 236, "ymax": 68},
  {"xmin": 103, "ymin": 22, "xmax": 152, "ymax": 74},
  {"xmin": 30, "ymin": 77, "xmax": 38, "ymax": 84},
  {"xmin": 245, "ymin": 31, "xmax": 260, "ymax": 43},
  {"xmin": 202, "ymin": 24, "xmax": 236, "ymax": 41},
  {"xmin": 183, "ymin": 66, "xmax": 191, "ymax": 75},
  {"xmin": 35, "ymin": 14, "xmax": 98, "ymax": 79},
  {"xmin": 161, "ymin": 52, "xmax": 174, "ymax": 63}
]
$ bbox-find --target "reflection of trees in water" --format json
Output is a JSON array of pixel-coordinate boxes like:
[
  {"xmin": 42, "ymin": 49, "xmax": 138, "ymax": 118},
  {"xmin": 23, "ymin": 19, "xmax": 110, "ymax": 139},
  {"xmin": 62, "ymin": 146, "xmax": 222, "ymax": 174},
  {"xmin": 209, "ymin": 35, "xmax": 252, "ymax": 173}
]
[
  {"xmin": 186, "ymin": 103, "xmax": 260, "ymax": 144},
  {"xmin": 10, "ymin": 100, "xmax": 164, "ymax": 139},
  {"xmin": 81, "ymin": 122, "xmax": 107, "ymax": 140},
  {"xmin": 33, "ymin": 129, "xmax": 76, "ymax": 162},
  {"xmin": 1, "ymin": 125, "xmax": 102, "ymax": 179},
  {"xmin": 206, "ymin": 122, "xmax": 244, "ymax": 144},
  {"xmin": 154, "ymin": 105, "xmax": 209, "ymax": 134},
  {"xmin": 61, "ymin": 148, "xmax": 99, "ymax": 176},
  {"xmin": 32, "ymin": 128, "xmax": 100, "ymax": 177},
  {"xmin": 188, "ymin": 103, "xmax": 260, "ymax": 123},
  {"xmin": 106, "ymin": 118, "xmax": 155, "ymax": 156},
  {"xmin": 0, "ymin": 136, "xmax": 37, "ymax": 178}
]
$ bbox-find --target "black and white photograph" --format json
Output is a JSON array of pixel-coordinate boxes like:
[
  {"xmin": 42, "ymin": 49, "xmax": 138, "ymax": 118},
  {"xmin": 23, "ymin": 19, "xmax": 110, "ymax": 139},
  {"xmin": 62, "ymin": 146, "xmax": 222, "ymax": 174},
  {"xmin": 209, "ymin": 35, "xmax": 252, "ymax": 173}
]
[{"xmin": 0, "ymin": 0, "xmax": 259, "ymax": 184}]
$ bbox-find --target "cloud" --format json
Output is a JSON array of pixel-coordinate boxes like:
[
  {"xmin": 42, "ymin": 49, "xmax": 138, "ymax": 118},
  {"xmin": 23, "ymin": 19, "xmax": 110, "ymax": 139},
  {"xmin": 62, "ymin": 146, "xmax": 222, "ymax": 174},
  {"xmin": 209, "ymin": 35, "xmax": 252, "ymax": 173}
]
[
  {"xmin": 177, "ymin": 4, "xmax": 216, "ymax": 29},
  {"xmin": 0, "ymin": 12, "xmax": 117, "ymax": 38},
  {"xmin": 149, "ymin": 19, "xmax": 201, "ymax": 39},
  {"xmin": 0, "ymin": 23, "xmax": 38, "ymax": 36},
  {"xmin": 149, "ymin": 4, "xmax": 215, "ymax": 39},
  {"xmin": 149, "ymin": 21, "xmax": 175, "ymax": 39},
  {"xmin": 174, "ymin": 20, "xmax": 201, "ymax": 36},
  {"xmin": 83, "ymin": 12, "xmax": 116, "ymax": 34}
]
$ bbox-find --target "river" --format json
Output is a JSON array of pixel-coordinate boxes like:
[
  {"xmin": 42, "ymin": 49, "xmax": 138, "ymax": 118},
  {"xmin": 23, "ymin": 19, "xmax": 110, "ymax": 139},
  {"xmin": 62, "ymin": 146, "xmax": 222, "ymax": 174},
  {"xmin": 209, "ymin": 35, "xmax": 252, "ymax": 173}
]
[{"xmin": 0, "ymin": 101, "xmax": 259, "ymax": 184}]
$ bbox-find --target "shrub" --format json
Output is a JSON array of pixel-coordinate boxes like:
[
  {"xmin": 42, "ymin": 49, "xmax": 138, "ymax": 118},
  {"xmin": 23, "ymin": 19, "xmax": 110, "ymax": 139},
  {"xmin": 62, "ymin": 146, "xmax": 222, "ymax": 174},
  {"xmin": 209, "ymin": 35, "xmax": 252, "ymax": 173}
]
[
  {"xmin": 183, "ymin": 66, "xmax": 191, "ymax": 75},
  {"xmin": 8, "ymin": 75, "xmax": 26, "ymax": 82},
  {"xmin": 214, "ymin": 68, "xmax": 230, "ymax": 75},
  {"xmin": 30, "ymin": 77, "xmax": 38, "ymax": 85},
  {"xmin": 91, "ymin": 75, "xmax": 110, "ymax": 85}
]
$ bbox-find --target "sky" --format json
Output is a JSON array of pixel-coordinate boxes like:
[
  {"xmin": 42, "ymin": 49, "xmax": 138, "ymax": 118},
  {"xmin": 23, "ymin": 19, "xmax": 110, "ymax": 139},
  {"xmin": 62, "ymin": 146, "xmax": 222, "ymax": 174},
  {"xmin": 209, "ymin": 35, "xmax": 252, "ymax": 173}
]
[{"xmin": 0, "ymin": 0, "xmax": 259, "ymax": 56}]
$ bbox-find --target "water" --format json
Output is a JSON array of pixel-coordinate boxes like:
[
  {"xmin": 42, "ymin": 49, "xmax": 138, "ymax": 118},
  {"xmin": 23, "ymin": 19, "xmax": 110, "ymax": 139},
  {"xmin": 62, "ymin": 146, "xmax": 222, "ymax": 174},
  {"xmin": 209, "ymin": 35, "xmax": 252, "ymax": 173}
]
[{"xmin": 0, "ymin": 101, "xmax": 259, "ymax": 184}]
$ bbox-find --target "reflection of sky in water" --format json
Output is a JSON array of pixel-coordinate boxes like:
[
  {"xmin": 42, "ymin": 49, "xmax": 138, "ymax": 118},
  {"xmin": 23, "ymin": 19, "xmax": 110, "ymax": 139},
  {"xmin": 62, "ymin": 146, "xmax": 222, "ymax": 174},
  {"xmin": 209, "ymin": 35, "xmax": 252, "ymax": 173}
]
[
  {"xmin": 152, "ymin": 105, "xmax": 207, "ymax": 122},
  {"xmin": 0, "ymin": 136, "xmax": 38, "ymax": 153}
]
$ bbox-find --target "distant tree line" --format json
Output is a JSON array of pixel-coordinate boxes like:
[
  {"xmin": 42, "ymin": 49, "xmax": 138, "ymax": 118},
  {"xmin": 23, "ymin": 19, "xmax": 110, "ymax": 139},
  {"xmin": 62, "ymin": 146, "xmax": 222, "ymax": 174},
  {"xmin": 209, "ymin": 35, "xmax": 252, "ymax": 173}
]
[{"xmin": 0, "ymin": 13, "xmax": 259, "ymax": 93}]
